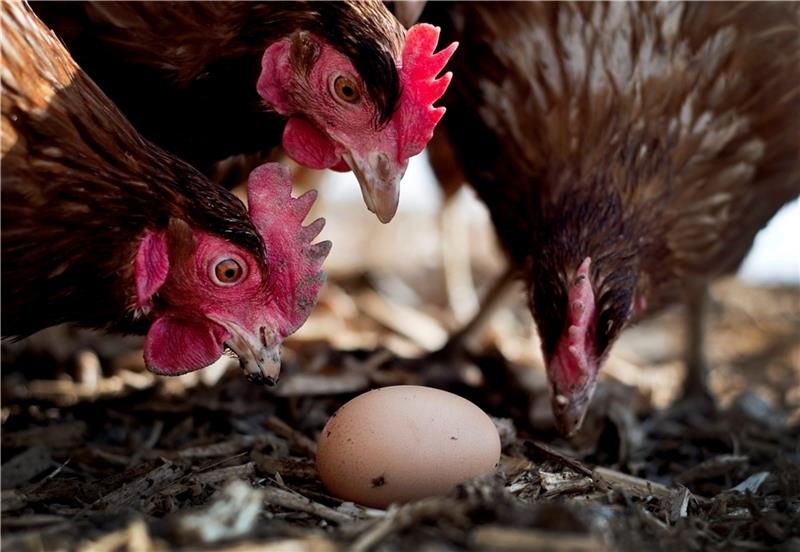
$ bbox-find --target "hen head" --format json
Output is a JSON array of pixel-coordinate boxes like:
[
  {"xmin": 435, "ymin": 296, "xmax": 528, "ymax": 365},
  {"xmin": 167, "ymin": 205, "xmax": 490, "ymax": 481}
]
[
  {"xmin": 134, "ymin": 163, "xmax": 330, "ymax": 383},
  {"xmin": 529, "ymin": 196, "xmax": 644, "ymax": 435},
  {"xmin": 258, "ymin": 24, "xmax": 457, "ymax": 223}
]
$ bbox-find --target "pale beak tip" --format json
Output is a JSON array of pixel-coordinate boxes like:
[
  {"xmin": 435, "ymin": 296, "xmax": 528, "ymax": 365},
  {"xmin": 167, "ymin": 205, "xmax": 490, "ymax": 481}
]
[
  {"xmin": 344, "ymin": 152, "xmax": 403, "ymax": 224},
  {"xmin": 551, "ymin": 392, "xmax": 591, "ymax": 437},
  {"xmin": 374, "ymin": 201, "xmax": 399, "ymax": 224}
]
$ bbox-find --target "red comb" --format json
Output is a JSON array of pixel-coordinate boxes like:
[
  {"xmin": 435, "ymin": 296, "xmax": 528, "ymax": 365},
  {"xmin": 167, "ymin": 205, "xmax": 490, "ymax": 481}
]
[
  {"xmin": 395, "ymin": 24, "xmax": 458, "ymax": 161},
  {"xmin": 247, "ymin": 163, "xmax": 331, "ymax": 338}
]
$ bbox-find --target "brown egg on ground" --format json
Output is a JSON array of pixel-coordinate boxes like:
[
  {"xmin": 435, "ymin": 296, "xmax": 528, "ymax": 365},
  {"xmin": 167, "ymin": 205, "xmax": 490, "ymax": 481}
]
[{"xmin": 316, "ymin": 385, "xmax": 501, "ymax": 508}]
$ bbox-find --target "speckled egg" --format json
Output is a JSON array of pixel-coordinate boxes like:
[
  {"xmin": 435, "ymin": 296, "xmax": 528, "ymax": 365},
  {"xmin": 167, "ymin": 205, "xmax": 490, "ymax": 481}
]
[{"xmin": 316, "ymin": 385, "xmax": 501, "ymax": 508}]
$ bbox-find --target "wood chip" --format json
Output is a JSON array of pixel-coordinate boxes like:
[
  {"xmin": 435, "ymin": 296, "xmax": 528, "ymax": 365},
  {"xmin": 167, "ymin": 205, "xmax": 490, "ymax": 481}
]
[
  {"xmin": 592, "ymin": 466, "xmax": 672, "ymax": 499},
  {"xmin": 1, "ymin": 445, "xmax": 52, "ymax": 488},
  {"xmin": 275, "ymin": 372, "xmax": 369, "ymax": 397},
  {"xmin": 539, "ymin": 469, "xmax": 594, "ymax": 497},
  {"xmin": 525, "ymin": 441, "xmax": 593, "ymax": 477},
  {"xmin": 350, "ymin": 509, "xmax": 398, "ymax": 552},
  {"xmin": 1, "ymin": 514, "xmax": 68, "ymax": 528},
  {"xmin": 176, "ymin": 434, "xmax": 282, "ymax": 459},
  {"xmin": 471, "ymin": 526, "xmax": 605, "ymax": 551},
  {"xmin": 265, "ymin": 416, "xmax": 318, "ymax": 457},
  {"xmin": 675, "ymin": 455, "xmax": 749, "ymax": 485},
  {"xmin": 93, "ymin": 461, "xmax": 184, "ymax": 511},
  {"xmin": 668, "ymin": 487, "xmax": 691, "ymax": 522},
  {"xmin": 191, "ymin": 462, "xmax": 256, "ymax": 486},
  {"xmin": 177, "ymin": 481, "xmax": 264, "ymax": 544},
  {"xmin": 80, "ymin": 519, "xmax": 155, "ymax": 552},
  {"xmin": 262, "ymin": 485, "xmax": 353, "ymax": 524},
  {"xmin": 499, "ymin": 455, "xmax": 532, "ymax": 480},
  {"xmin": 253, "ymin": 452, "xmax": 318, "ymax": 480},
  {"xmin": 202, "ymin": 537, "xmax": 338, "ymax": 552},
  {"xmin": 729, "ymin": 471, "xmax": 771, "ymax": 494},
  {"xmin": 1, "ymin": 489, "xmax": 29, "ymax": 512}
]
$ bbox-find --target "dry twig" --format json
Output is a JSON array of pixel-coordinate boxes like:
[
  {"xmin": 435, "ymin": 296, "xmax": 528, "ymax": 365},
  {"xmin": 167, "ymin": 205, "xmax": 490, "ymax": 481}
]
[{"xmin": 471, "ymin": 526, "xmax": 606, "ymax": 552}]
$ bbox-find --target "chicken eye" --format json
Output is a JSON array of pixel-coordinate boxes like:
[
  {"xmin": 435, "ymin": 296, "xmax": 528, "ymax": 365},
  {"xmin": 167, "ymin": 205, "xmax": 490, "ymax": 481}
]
[
  {"xmin": 333, "ymin": 76, "xmax": 360, "ymax": 103},
  {"xmin": 213, "ymin": 258, "xmax": 243, "ymax": 285}
]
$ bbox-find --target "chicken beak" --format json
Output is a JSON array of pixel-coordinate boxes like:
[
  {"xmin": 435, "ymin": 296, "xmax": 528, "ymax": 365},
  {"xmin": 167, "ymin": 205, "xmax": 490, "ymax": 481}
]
[
  {"xmin": 343, "ymin": 151, "xmax": 404, "ymax": 223},
  {"xmin": 550, "ymin": 389, "xmax": 592, "ymax": 437},
  {"xmin": 222, "ymin": 323, "xmax": 282, "ymax": 386},
  {"xmin": 548, "ymin": 358, "xmax": 598, "ymax": 437}
]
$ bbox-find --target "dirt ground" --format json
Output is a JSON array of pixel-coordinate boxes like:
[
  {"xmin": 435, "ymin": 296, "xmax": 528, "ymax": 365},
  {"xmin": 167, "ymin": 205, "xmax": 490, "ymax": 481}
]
[{"xmin": 2, "ymin": 193, "xmax": 799, "ymax": 551}]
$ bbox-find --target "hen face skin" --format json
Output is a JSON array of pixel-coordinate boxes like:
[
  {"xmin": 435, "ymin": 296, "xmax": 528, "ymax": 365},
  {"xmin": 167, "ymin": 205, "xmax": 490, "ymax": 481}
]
[
  {"xmin": 542, "ymin": 258, "xmax": 601, "ymax": 436},
  {"xmin": 135, "ymin": 164, "xmax": 330, "ymax": 382},
  {"xmin": 532, "ymin": 252, "xmax": 636, "ymax": 436},
  {"xmin": 137, "ymin": 228, "xmax": 277, "ymax": 382},
  {"xmin": 258, "ymin": 25, "xmax": 456, "ymax": 223}
]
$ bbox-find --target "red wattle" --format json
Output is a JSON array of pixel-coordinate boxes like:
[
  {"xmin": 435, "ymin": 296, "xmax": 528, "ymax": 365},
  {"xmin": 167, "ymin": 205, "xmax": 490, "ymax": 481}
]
[
  {"xmin": 282, "ymin": 118, "xmax": 342, "ymax": 170},
  {"xmin": 144, "ymin": 317, "xmax": 227, "ymax": 375}
]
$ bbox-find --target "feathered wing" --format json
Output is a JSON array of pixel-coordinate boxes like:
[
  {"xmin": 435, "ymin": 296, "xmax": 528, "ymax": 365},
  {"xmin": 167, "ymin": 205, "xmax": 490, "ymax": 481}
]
[
  {"xmin": 657, "ymin": 3, "xmax": 800, "ymax": 287},
  {"xmin": 2, "ymin": 0, "xmax": 145, "ymax": 334}
]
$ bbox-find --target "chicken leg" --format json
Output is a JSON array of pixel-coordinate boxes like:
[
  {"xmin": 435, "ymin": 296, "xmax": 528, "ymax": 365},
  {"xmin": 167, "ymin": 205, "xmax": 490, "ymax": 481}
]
[
  {"xmin": 403, "ymin": 266, "xmax": 519, "ymax": 390},
  {"xmin": 682, "ymin": 283, "xmax": 714, "ymax": 404},
  {"xmin": 428, "ymin": 128, "xmax": 521, "ymax": 364},
  {"xmin": 435, "ymin": 266, "xmax": 519, "ymax": 359}
]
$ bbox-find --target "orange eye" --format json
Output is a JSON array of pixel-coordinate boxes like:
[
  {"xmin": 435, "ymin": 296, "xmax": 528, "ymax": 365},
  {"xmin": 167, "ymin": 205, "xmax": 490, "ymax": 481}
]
[
  {"xmin": 213, "ymin": 258, "xmax": 243, "ymax": 285},
  {"xmin": 333, "ymin": 76, "xmax": 360, "ymax": 103}
]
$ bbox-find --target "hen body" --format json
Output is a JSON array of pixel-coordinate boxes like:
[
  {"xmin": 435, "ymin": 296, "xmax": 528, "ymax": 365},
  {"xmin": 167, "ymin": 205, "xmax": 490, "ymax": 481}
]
[{"xmin": 426, "ymin": 2, "xmax": 800, "ymax": 432}]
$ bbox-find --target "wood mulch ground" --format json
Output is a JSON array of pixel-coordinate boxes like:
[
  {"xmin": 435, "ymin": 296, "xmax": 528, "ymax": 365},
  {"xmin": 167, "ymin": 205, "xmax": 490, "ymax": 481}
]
[{"xmin": 2, "ymin": 272, "xmax": 798, "ymax": 551}]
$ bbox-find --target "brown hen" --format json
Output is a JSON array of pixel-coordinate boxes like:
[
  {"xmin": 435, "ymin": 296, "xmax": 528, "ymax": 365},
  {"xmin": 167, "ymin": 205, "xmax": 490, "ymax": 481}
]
[
  {"xmin": 2, "ymin": 2, "xmax": 329, "ymax": 382},
  {"xmin": 32, "ymin": 1, "xmax": 456, "ymax": 222},
  {"xmin": 424, "ymin": 2, "xmax": 800, "ymax": 434}
]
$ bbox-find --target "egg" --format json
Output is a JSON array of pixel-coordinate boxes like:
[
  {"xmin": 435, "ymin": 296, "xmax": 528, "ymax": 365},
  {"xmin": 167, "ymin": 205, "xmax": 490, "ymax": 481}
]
[{"xmin": 316, "ymin": 385, "xmax": 501, "ymax": 508}]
